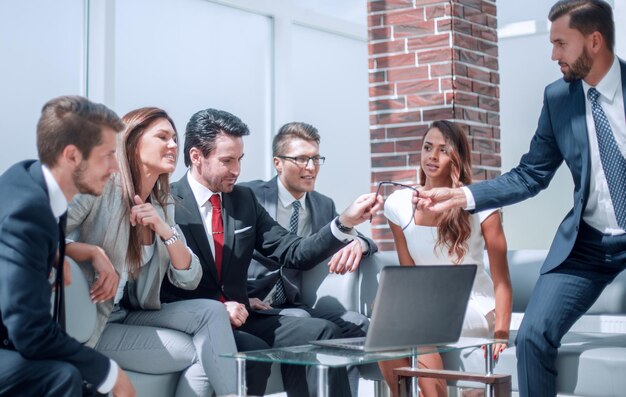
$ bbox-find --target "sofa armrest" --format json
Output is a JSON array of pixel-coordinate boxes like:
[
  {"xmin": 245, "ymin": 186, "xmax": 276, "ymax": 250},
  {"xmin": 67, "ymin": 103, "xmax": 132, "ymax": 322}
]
[
  {"xmin": 358, "ymin": 251, "xmax": 399, "ymax": 317},
  {"xmin": 63, "ymin": 258, "xmax": 97, "ymax": 343},
  {"xmin": 301, "ymin": 258, "xmax": 360, "ymax": 312}
]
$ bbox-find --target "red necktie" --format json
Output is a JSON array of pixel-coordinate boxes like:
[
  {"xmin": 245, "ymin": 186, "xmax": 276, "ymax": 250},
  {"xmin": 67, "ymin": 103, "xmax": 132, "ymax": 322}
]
[{"xmin": 209, "ymin": 194, "xmax": 224, "ymax": 286}]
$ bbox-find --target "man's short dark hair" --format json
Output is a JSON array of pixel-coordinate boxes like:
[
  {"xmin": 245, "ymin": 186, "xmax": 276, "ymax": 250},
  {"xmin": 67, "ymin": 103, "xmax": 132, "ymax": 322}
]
[
  {"xmin": 183, "ymin": 108, "xmax": 250, "ymax": 167},
  {"xmin": 272, "ymin": 122, "xmax": 320, "ymax": 157},
  {"xmin": 37, "ymin": 96, "xmax": 124, "ymax": 166},
  {"xmin": 549, "ymin": 0, "xmax": 614, "ymax": 52}
]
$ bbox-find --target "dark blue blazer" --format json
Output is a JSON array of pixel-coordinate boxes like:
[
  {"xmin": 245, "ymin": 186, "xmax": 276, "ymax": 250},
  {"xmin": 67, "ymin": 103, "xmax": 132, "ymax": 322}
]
[
  {"xmin": 241, "ymin": 177, "xmax": 378, "ymax": 304},
  {"xmin": 0, "ymin": 160, "xmax": 110, "ymax": 386},
  {"xmin": 470, "ymin": 58, "xmax": 626, "ymax": 273}
]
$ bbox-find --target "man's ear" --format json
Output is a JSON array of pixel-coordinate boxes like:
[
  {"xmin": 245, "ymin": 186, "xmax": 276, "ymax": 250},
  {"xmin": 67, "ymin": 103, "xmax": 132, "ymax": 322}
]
[
  {"xmin": 189, "ymin": 147, "xmax": 202, "ymax": 166},
  {"xmin": 273, "ymin": 157, "xmax": 283, "ymax": 175},
  {"xmin": 589, "ymin": 31, "xmax": 604, "ymax": 54},
  {"xmin": 59, "ymin": 144, "xmax": 83, "ymax": 168}
]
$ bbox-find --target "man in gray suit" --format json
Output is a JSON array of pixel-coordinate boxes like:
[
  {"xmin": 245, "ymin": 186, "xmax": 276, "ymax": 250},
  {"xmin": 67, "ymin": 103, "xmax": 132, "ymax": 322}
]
[
  {"xmin": 241, "ymin": 122, "xmax": 377, "ymax": 397},
  {"xmin": 418, "ymin": 1, "xmax": 626, "ymax": 396},
  {"xmin": 242, "ymin": 122, "xmax": 375, "ymax": 327}
]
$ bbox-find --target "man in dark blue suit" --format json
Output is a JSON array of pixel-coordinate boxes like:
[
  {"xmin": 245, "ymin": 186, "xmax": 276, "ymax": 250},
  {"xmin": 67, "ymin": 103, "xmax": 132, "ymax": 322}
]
[
  {"xmin": 418, "ymin": 1, "xmax": 625, "ymax": 396},
  {"xmin": 0, "ymin": 96, "xmax": 135, "ymax": 397}
]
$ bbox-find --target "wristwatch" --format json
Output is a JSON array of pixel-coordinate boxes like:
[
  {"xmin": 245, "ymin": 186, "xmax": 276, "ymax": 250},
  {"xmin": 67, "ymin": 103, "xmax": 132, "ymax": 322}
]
[
  {"xmin": 334, "ymin": 217, "xmax": 354, "ymax": 233},
  {"xmin": 161, "ymin": 226, "xmax": 179, "ymax": 246}
]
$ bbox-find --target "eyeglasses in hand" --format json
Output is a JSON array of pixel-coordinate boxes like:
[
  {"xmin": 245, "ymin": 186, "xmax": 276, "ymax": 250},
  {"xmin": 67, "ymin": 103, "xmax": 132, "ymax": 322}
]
[
  {"xmin": 371, "ymin": 181, "xmax": 419, "ymax": 231},
  {"xmin": 277, "ymin": 155, "xmax": 326, "ymax": 167}
]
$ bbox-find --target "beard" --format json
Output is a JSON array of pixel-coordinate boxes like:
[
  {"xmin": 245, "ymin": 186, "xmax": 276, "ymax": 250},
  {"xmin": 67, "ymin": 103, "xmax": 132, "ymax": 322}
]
[
  {"xmin": 561, "ymin": 47, "xmax": 593, "ymax": 82},
  {"xmin": 73, "ymin": 160, "xmax": 102, "ymax": 196}
]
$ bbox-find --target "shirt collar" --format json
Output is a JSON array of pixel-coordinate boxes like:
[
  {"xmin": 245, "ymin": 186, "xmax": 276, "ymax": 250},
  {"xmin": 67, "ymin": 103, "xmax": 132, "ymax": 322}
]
[
  {"xmin": 582, "ymin": 55, "xmax": 620, "ymax": 102},
  {"xmin": 41, "ymin": 164, "xmax": 68, "ymax": 218},
  {"xmin": 187, "ymin": 172, "xmax": 220, "ymax": 207},
  {"xmin": 277, "ymin": 177, "xmax": 307, "ymax": 211}
]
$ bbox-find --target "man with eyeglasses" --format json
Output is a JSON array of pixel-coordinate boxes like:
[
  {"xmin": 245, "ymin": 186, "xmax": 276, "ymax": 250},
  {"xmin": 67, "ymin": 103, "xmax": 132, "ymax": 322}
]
[{"xmin": 241, "ymin": 122, "xmax": 377, "ymax": 397}]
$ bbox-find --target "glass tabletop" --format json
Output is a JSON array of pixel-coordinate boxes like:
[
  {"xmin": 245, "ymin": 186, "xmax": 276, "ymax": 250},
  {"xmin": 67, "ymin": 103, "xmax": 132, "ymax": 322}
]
[{"xmin": 221, "ymin": 337, "xmax": 507, "ymax": 368}]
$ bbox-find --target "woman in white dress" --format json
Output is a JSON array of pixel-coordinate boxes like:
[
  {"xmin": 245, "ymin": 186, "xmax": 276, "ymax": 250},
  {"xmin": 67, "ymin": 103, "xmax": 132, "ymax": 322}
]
[{"xmin": 378, "ymin": 120, "xmax": 512, "ymax": 397}]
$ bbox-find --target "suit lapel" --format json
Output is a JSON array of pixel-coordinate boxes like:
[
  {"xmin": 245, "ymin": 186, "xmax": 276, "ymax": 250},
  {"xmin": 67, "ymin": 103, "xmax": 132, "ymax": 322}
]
[
  {"xmin": 307, "ymin": 193, "xmax": 324, "ymax": 232},
  {"xmin": 621, "ymin": 59, "xmax": 626, "ymax": 119},
  {"xmin": 569, "ymin": 80, "xmax": 591, "ymax": 191},
  {"xmin": 221, "ymin": 192, "xmax": 235, "ymax": 280},
  {"xmin": 265, "ymin": 177, "xmax": 279, "ymax": 219},
  {"xmin": 173, "ymin": 175, "xmax": 220, "ymax": 283}
]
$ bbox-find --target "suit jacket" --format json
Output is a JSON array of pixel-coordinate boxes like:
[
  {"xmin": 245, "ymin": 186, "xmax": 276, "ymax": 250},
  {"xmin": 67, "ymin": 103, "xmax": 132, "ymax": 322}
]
[
  {"xmin": 470, "ymin": 58, "xmax": 626, "ymax": 273},
  {"xmin": 0, "ymin": 160, "xmax": 109, "ymax": 386},
  {"xmin": 160, "ymin": 174, "xmax": 348, "ymax": 307},
  {"xmin": 66, "ymin": 176, "xmax": 202, "ymax": 347},
  {"xmin": 241, "ymin": 177, "xmax": 378, "ymax": 305}
]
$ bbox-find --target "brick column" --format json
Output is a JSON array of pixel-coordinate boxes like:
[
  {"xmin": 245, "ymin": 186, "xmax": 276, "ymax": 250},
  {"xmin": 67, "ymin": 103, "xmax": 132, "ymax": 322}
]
[{"xmin": 368, "ymin": 0, "xmax": 500, "ymax": 251}]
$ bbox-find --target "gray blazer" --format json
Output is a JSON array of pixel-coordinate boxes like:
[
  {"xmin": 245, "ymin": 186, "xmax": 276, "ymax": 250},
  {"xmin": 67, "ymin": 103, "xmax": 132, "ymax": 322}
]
[
  {"xmin": 241, "ymin": 177, "xmax": 378, "ymax": 305},
  {"xmin": 67, "ymin": 176, "xmax": 201, "ymax": 347}
]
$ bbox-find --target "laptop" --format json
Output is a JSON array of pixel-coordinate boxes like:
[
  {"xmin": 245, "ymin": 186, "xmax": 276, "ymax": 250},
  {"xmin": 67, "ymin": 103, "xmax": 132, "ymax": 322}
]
[{"xmin": 311, "ymin": 265, "xmax": 477, "ymax": 352}]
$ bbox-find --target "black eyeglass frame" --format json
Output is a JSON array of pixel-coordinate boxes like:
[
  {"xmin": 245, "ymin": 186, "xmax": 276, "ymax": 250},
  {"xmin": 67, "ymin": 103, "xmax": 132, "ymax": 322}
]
[
  {"xmin": 276, "ymin": 155, "xmax": 326, "ymax": 167},
  {"xmin": 371, "ymin": 181, "xmax": 419, "ymax": 231}
]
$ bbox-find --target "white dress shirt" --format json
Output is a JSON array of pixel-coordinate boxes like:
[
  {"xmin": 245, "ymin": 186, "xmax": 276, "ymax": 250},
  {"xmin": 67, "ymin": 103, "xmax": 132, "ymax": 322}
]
[
  {"xmin": 276, "ymin": 178, "xmax": 311, "ymax": 237},
  {"xmin": 275, "ymin": 178, "xmax": 364, "ymax": 248},
  {"xmin": 581, "ymin": 56, "xmax": 626, "ymax": 235},
  {"xmin": 187, "ymin": 173, "xmax": 220, "ymax": 260},
  {"xmin": 42, "ymin": 165, "xmax": 118, "ymax": 394}
]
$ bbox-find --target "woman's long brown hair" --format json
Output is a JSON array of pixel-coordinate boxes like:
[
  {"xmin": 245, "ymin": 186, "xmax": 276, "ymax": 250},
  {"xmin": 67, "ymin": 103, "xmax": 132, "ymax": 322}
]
[
  {"xmin": 418, "ymin": 120, "xmax": 473, "ymax": 263},
  {"xmin": 118, "ymin": 107, "xmax": 178, "ymax": 277}
]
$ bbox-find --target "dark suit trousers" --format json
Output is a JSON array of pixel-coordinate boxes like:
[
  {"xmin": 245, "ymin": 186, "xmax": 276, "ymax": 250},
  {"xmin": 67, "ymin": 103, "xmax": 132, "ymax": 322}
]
[
  {"xmin": 516, "ymin": 221, "xmax": 626, "ymax": 397},
  {"xmin": 0, "ymin": 349, "xmax": 83, "ymax": 397},
  {"xmin": 238, "ymin": 312, "xmax": 351, "ymax": 397}
]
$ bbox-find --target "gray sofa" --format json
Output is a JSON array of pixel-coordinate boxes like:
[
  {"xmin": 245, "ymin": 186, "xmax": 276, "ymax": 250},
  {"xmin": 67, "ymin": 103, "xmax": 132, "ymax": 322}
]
[{"xmin": 67, "ymin": 248, "xmax": 626, "ymax": 396}]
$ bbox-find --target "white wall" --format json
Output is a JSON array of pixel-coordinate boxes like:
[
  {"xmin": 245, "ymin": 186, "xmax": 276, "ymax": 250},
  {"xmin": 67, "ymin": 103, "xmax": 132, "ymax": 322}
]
[
  {"xmin": 0, "ymin": 0, "xmax": 86, "ymax": 168},
  {"xmin": 0, "ymin": 0, "xmax": 371, "ymax": 234}
]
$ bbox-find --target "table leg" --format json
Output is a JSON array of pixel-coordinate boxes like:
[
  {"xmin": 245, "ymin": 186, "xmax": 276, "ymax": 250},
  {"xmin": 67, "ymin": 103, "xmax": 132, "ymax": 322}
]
[
  {"xmin": 485, "ymin": 344, "xmax": 494, "ymax": 397},
  {"xmin": 236, "ymin": 357, "xmax": 246, "ymax": 397},
  {"xmin": 317, "ymin": 365, "xmax": 329, "ymax": 397},
  {"xmin": 410, "ymin": 347, "xmax": 418, "ymax": 397}
]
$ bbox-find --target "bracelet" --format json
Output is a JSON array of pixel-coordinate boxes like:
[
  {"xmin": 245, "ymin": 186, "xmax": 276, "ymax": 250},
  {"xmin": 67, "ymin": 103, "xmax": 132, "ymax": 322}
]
[
  {"xmin": 161, "ymin": 226, "xmax": 179, "ymax": 246},
  {"xmin": 334, "ymin": 217, "xmax": 354, "ymax": 233}
]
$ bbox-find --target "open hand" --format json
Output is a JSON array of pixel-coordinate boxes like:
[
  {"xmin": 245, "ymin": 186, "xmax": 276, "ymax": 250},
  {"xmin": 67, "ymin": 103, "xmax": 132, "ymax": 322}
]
[
  {"xmin": 328, "ymin": 239, "xmax": 363, "ymax": 274},
  {"xmin": 90, "ymin": 247, "xmax": 119, "ymax": 303},
  {"xmin": 483, "ymin": 341, "xmax": 508, "ymax": 361},
  {"xmin": 249, "ymin": 297, "xmax": 272, "ymax": 311}
]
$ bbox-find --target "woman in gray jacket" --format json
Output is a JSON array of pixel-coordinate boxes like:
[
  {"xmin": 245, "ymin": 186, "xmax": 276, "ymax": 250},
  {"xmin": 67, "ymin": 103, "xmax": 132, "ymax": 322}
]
[{"xmin": 66, "ymin": 107, "xmax": 238, "ymax": 397}]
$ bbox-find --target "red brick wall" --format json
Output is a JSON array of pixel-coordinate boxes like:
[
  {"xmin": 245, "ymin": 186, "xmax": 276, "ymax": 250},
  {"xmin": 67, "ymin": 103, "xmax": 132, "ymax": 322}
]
[{"xmin": 368, "ymin": 0, "xmax": 500, "ymax": 251}]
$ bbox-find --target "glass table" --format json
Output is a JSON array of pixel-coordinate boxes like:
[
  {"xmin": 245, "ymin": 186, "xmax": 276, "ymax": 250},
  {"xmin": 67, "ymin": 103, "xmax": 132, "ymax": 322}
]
[{"xmin": 222, "ymin": 337, "xmax": 508, "ymax": 397}]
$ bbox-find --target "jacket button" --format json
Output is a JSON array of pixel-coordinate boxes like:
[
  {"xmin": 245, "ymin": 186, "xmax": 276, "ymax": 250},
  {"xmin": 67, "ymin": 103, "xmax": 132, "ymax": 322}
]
[
  {"xmin": 2, "ymin": 339, "xmax": 8, "ymax": 346},
  {"xmin": 221, "ymin": 285, "xmax": 225, "ymax": 292}
]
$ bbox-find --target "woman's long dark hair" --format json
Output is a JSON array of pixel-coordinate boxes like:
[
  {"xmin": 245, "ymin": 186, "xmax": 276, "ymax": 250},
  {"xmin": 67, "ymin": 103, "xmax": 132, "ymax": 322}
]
[{"xmin": 419, "ymin": 120, "xmax": 473, "ymax": 263}]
